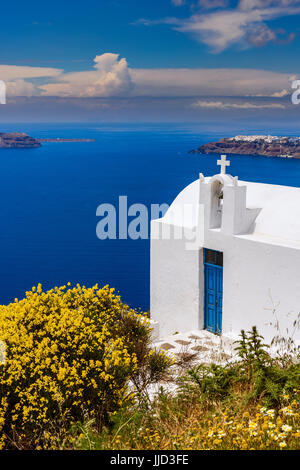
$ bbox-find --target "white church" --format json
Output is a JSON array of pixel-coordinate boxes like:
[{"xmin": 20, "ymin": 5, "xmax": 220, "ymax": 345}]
[{"xmin": 150, "ymin": 155, "xmax": 300, "ymax": 346}]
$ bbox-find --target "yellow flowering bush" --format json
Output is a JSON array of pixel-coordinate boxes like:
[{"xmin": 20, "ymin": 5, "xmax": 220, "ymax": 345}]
[{"xmin": 0, "ymin": 283, "xmax": 168, "ymax": 449}]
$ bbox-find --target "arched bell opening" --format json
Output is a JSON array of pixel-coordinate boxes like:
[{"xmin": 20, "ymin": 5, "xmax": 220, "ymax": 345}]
[{"xmin": 210, "ymin": 179, "xmax": 224, "ymax": 228}]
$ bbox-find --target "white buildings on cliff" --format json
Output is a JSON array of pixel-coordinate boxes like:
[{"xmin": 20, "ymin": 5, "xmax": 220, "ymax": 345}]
[{"xmin": 150, "ymin": 155, "xmax": 300, "ymax": 345}]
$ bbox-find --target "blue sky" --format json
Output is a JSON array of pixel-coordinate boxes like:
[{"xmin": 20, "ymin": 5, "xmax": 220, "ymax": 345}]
[{"xmin": 1, "ymin": 0, "xmax": 300, "ymax": 126}]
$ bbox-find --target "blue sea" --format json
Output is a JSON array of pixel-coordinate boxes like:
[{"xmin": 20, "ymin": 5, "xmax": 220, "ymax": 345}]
[{"xmin": 1, "ymin": 123, "xmax": 300, "ymax": 311}]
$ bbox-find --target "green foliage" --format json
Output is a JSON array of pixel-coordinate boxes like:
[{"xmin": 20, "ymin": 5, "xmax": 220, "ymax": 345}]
[
  {"xmin": 179, "ymin": 363, "xmax": 241, "ymax": 401},
  {"xmin": 179, "ymin": 327, "xmax": 300, "ymax": 408},
  {"xmin": 233, "ymin": 327, "xmax": 300, "ymax": 406},
  {"xmin": 234, "ymin": 326, "xmax": 270, "ymax": 367}
]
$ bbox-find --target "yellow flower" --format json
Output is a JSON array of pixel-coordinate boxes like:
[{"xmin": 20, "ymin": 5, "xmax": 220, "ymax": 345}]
[{"xmin": 279, "ymin": 441, "xmax": 287, "ymax": 448}]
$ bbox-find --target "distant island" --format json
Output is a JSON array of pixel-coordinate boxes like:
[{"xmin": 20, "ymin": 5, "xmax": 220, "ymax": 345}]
[
  {"xmin": 0, "ymin": 132, "xmax": 96, "ymax": 148},
  {"xmin": 189, "ymin": 135, "xmax": 300, "ymax": 159},
  {"xmin": 0, "ymin": 133, "xmax": 41, "ymax": 148}
]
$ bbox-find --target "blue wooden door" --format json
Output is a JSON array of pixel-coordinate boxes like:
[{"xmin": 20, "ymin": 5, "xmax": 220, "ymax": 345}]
[{"xmin": 204, "ymin": 249, "xmax": 223, "ymax": 334}]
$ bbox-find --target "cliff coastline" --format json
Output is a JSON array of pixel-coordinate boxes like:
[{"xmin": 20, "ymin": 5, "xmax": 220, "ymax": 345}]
[{"xmin": 189, "ymin": 135, "xmax": 300, "ymax": 158}]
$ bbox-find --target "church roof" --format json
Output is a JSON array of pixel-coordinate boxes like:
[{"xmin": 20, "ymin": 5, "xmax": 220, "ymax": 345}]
[{"xmin": 160, "ymin": 177, "xmax": 300, "ymax": 249}]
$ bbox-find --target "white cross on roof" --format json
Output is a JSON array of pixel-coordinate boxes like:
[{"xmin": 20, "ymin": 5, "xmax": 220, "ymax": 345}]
[{"xmin": 217, "ymin": 154, "xmax": 230, "ymax": 175}]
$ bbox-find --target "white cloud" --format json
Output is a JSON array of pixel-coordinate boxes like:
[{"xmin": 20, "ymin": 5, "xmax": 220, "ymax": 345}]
[
  {"xmin": 174, "ymin": 5, "xmax": 300, "ymax": 52},
  {"xmin": 171, "ymin": 0, "xmax": 185, "ymax": 5},
  {"xmin": 138, "ymin": 0, "xmax": 299, "ymax": 52},
  {"xmin": 0, "ymin": 54, "xmax": 295, "ymax": 102},
  {"xmin": 247, "ymin": 88, "xmax": 290, "ymax": 97},
  {"xmin": 239, "ymin": 0, "xmax": 300, "ymax": 10},
  {"xmin": 172, "ymin": 0, "xmax": 228, "ymax": 7},
  {"xmin": 40, "ymin": 53, "xmax": 133, "ymax": 97},
  {"xmin": 0, "ymin": 64, "xmax": 62, "ymax": 98},
  {"xmin": 191, "ymin": 99, "xmax": 286, "ymax": 108},
  {"xmin": 6, "ymin": 79, "xmax": 37, "ymax": 97},
  {"xmin": 0, "ymin": 65, "xmax": 62, "ymax": 81},
  {"xmin": 131, "ymin": 67, "xmax": 293, "ymax": 97},
  {"xmin": 197, "ymin": 0, "xmax": 228, "ymax": 8},
  {"xmin": 246, "ymin": 23, "xmax": 277, "ymax": 46},
  {"xmin": 271, "ymin": 89, "xmax": 289, "ymax": 97}
]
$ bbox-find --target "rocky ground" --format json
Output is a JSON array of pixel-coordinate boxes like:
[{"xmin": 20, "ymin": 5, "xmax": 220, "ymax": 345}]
[{"xmin": 147, "ymin": 330, "xmax": 236, "ymax": 398}]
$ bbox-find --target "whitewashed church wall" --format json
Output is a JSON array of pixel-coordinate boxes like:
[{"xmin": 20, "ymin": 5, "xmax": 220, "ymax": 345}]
[
  {"xmin": 220, "ymin": 237, "xmax": 300, "ymax": 344},
  {"xmin": 150, "ymin": 220, "xmax": 202, "ymax": 337}
]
